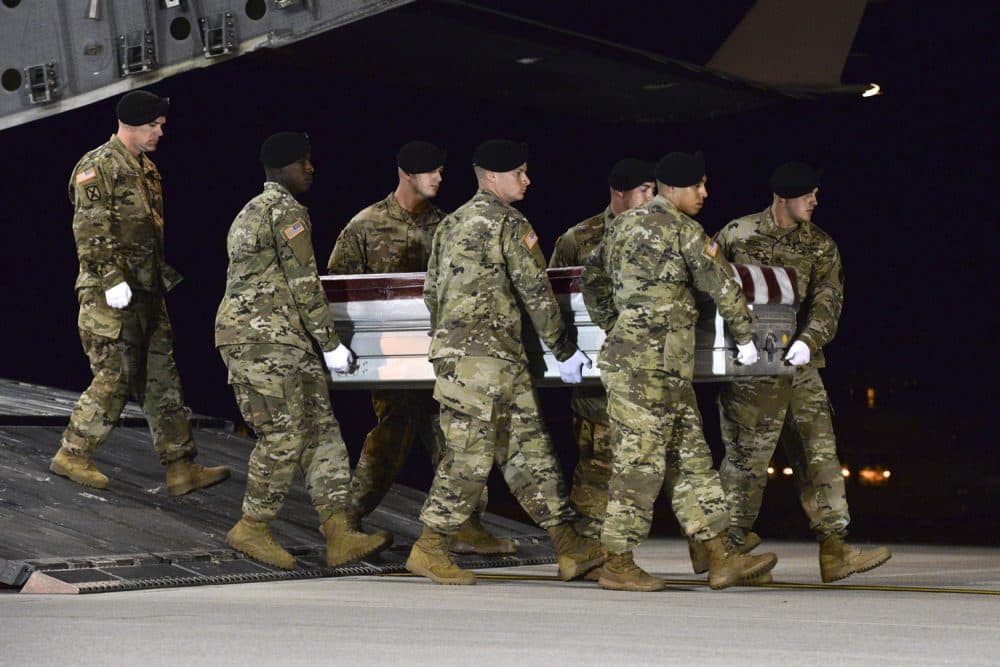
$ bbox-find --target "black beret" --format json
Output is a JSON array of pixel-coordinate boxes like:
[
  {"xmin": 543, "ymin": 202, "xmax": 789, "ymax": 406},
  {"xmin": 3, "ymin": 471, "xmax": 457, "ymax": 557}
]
[
  {"xmin": 116, "ymin": 90, "xmax": 169, "ymax": 126},
  {"xmin": 473, "ymin": 139, "xmax": 528, "ymax": 172},
  {"xmin": 260, "ymin": 132, "xmax": 311, "ymax": 168},
  {"xmin": 397, "ymin": 141, "xmax": 447, "ymax": 174},
  {"xmin": 655, "ymin": 151, "xmax": 705, "ymax": 187},
  {"xmin": 608, "ymin": 158, "xmax": 655, "ymax": 191},
  {"xmin": 770, "ymin": 161, "xmax": 822, "ymax": 198}
]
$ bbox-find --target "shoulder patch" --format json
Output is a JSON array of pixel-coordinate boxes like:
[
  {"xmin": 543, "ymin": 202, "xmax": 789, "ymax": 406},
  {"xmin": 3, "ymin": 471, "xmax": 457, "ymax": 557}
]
[
  {"xmin": 704, "ymin": 238, "xmax": 719, "ymax": 258},
  {"xmin": 76, "ymin": 167, "xmax": 97, "ymax": 184},
  {"xmin": 523, "ymin": 229, "xmax": 538, "ymax": 250},
  {"xmin": 283, "ymin": 221, "xmax": 306, "ymax": 241}
]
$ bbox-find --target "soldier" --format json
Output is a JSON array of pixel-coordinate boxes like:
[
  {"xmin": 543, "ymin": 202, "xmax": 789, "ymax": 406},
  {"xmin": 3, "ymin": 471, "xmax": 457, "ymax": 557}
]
[
  {"xmin": 406, "ymin": 139, "xmax": 602, "ymax": 585},
  {"xmin": 714, "ymin": 161, "xmax": 891, "ymax": 582},
  {"xmin": 327, "ymin": 141, "xmax": 512, "ymax": 555},
  {"xmin": 50, "ymin": 90, "xmax": 230, "ymax": 496},
  {"xmin": 548, "ymin": 158, "xmax": 655, "ymax": 546},
  {"xmin": 582, "ymin": 151, "xmax": 778, "ymax": 592},
  {"xmin": 216, "ymin": 132, "xmax": 391, "ymax": 570}
]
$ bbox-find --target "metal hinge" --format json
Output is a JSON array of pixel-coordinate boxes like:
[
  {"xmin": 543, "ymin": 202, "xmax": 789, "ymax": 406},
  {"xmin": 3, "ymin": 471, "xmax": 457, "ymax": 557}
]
[
  {"xmin": 199, "ymin": 12, "xmax": 237, "ymax": 58},
  {"xmin": 24, "ymin": 63, "xmax": 59, "ymax": 105},
  {"xmin": 118, "ymin": 30, "xmax": 157, "ymax": 76}
]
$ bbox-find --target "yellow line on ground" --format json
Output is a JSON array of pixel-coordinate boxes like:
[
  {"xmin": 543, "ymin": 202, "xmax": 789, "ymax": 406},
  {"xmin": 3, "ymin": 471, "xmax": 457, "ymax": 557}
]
[{"xmin": 379, "ymin": 571, "xmax": 999, "ymax": 595}]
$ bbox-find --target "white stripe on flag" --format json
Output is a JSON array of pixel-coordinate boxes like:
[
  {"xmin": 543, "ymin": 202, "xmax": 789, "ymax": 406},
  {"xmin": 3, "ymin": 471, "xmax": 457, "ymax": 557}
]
[
  {"xmin": 712, "ymin": 308, "xmax": 727, "ymax": 375},
  {"xmin": 773, "ymin": 267, "xmax": 796, "ymax": 305},
  {"xmin": 745, "ymin": 264, "xmax": 769, "ymax": 304}
]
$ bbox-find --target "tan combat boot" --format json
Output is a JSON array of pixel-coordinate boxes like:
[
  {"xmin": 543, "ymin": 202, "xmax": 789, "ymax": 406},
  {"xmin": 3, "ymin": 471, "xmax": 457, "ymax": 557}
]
[
  {"xmin": 165, "ymin": 458, "xmax": 230, "ymax": 496},
  {"xmin": 819, "ymin": 535, "xmax": 892, "ymax": 583},
  {"xmin": 226, "ymin": 516, "xmax": 296, "ymax": 570},
  {"xmin": 450, "ymin": 514, "xmax": 517, "ymax": 555},
  {"xmin": 547, "ymin": 523, "xmax": 605, "ymax": 581},
  {"xmin": 703, "ymin": 535, "xmax": 777, "ymax": 590},
  {"xmin": 321, "ymin": 511, "xmax": 393, "ymax": 567},
  {"xmin": 598, "ymin": 551, "xmax": 667, "ymax": 592},
  {"xmin": 688, "ymin": 530, "xmax": 761, "ymax": 574},
  {"xmin": 406, "ymin": 526, "xmax": 477, "ymax": 585},
  {"xmin": 50, "ymin": 447, "xmax": 109, "ymax": 489}
]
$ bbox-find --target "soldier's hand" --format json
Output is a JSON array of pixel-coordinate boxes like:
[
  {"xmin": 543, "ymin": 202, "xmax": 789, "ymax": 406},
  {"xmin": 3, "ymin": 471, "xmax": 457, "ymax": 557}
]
[
  {"xmin": 784, "ymin": 340, "xmax": 811, "ymax": 366},
  {"xmin": 736, "ymin": 340, "xmax": 759, "ymax": 365},
  {"xmin": 557, "ymin": 349, "xmax": 592, "ymax": 384},
  {"xmin": 324, "ymin": 343, "xmax": 355, "ymax": 375},
  {"xmin": 104, "ymin": 281, "xmax": 133, "ymax": 309}
]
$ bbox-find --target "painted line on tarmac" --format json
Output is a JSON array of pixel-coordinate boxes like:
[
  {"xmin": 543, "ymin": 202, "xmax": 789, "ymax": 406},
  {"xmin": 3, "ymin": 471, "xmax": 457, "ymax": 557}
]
[{"xmin": 381, "ymin": 571, "xmax": 1000, "ymax": 595}]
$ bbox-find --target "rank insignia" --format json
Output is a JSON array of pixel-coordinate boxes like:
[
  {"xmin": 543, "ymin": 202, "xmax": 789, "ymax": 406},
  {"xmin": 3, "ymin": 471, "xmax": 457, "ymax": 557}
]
[{"xmin": 283, "ymin": 221, "xmax": 305, "ymax": 240}]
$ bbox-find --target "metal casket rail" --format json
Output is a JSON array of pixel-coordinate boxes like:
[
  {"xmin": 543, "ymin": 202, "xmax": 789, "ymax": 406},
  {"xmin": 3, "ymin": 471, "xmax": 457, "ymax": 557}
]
[{"xmin": 321, "ymin": 265, "xmax": 798, "ymax": 389}]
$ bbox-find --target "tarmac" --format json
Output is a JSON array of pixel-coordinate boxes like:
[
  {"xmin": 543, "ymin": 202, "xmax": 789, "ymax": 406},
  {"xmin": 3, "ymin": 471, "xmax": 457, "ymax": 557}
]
[{"xmin": 2, "ymin": 538, "xmax": 997, "ymax": 667}]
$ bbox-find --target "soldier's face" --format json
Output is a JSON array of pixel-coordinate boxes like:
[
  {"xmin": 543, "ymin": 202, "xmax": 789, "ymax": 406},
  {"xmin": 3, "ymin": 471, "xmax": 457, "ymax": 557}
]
[
  {"xmin": 281, "ymin": 154, "xmax": 315, "ymax": 195},
  {"xmin": 672, "ymin": 176, "xmax": 708, "ymax": 216},
  {"xmin": 623, "ymin": 181, "xmax": 655, "ymax": 210},
  {"xmin": 130, "ymin": 116, "xmax": 166, "ymax": 153},
  {"xmin": 494, "ymin": 163, "xmax": 530, "ymax": 203},
  {"xmin": 410, "ymin": 167, "xmax": 444, "ymax": 199},
  {"xmin": 785, "ymin": 188, "xmax": 818, "ymax": 223}
]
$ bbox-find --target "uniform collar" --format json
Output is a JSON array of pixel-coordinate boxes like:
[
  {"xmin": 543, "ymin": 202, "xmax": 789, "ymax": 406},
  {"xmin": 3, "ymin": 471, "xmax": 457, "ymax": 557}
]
[
  {"xmin": 760, "ymin": 206, "xmax": 809, "ymax": 239},
  {"xmin": 109, "ymin": 134, "xmax": 145, "ymax": 171},
  {"xmin": 384, "ymin": 191, "xmax": 437, "ymax": 224},
  {"xmin": 263, "ymin": 180, "xmax": 302, "ymax": 206}
]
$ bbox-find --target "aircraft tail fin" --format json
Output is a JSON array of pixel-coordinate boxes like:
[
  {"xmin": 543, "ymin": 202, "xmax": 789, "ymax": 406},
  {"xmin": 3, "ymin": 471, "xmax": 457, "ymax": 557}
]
[{"xmin": 707, "ymin": 0, "xmax": 868, "ymax": 87}]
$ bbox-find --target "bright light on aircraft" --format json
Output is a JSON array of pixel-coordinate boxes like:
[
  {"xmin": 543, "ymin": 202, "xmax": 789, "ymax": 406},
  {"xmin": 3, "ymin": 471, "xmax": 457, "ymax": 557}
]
[
  {"xmin": 862, "ymin": 83, "xmax": 882, "ymax": 98},
  {"xmin": 841, "ymin": 467, "xmax": 850, "ymax": 478},
  {"xmin": 516, "ymin": 57, "xmax": 543, "ymax": 65},
  {"xmin": 782, "ymin": 467, "xmax": 793, "ymax": 476}
]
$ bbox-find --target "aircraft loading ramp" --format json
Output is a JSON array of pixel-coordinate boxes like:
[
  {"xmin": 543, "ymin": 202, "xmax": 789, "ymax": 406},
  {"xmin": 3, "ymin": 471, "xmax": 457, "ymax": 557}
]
[{"xmin": 0, "ymin": 379, "xmax": 553, "ymax": 594}]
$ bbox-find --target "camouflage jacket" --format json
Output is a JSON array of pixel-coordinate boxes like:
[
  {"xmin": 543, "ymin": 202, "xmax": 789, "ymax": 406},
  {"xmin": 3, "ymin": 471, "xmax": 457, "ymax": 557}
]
[
  {"xmin": 715, "ymin": 206, "xmax": 843, "ymax": 367},
  {"xmin": 424, "ymin": 189, "xmax": 576, "ymax": 364},
  {"xmin": 548, "ymin": 207, "xmax": 613, "ymax": 268},
  {"xmin": 326, "ymin": 192, "xmax": 444, "ymax": 274},
  {"xmin": 69, "ymin": 135, "xmax": 182, "ymax": 294},
  {"xmin": 582, "ymin": 195, "xmax": 754, "ymax": 379},
  {"xmin": 215, "ymin": 181, "xmax": 340, "ymax": 353}
]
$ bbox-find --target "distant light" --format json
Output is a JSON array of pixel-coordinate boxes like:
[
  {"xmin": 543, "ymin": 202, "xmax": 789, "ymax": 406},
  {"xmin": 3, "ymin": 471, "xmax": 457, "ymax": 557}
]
[
  {"xmin": 883, "ymin": 470, "xmax": 891, "ymax": 479},
  {"xmin": 862, "ymin": 82, "xmax": 882, "ymax": 98},
  {"xmin": 859, "ymin": 466, "xmax": 891, "ymax": 486},
  {"xmin": 866, "ymin": 387, "xmax": 876, "ymax": 409},
  {"xmin": 841, "ymin": 467, "xmax": 850, "ymax": 478},
  {"xmin": 767, "ymin": 466, "xmax": 775, "ymax": 475},
  {"xmin": 782, "ymin": 467, "xmax": 793, "ymax": 476},
  {"xmin": 515, "ymin": 57, "xmax": 542, "ymax": 65}
]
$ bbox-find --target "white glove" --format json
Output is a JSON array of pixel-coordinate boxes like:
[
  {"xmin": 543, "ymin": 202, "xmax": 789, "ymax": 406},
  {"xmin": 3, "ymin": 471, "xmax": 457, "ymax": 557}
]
[
  {"xmin": 323, "ymin": 343, "xmax": 354, "ymax": 374},
  {"xmin": 784, "ymin": 340, "xmax": 811, "ymax": 366},
  {"xmin": 735, "ymin": 340, "xmax": 759, "ymax": 365},
  {"xmin": 104, "ymin": 281, "xmax": 132, "ymax": 309},
  {"xmin": 557, "ymin": 349, "xmax": 592, "ymax": 384}
]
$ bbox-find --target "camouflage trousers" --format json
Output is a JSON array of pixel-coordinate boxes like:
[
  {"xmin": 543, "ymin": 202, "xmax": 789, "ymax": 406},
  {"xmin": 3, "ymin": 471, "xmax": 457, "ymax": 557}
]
[
  {"xmin": 220, "ymin": 344, "xmax": 351, "ymax": 524},
  {"xmin": 718, "ymin": 365, "xmax": 849, "ymax": 540},
  {"xmin": 346, "ymin": 389, "xmax": 488, "ymax": 520},
  {"xmin": 61, "ymin": 288, "xmax": 195, "ymax": 464},
  {"xmin": 601, "ymin": 368, "xmax": 730, "ymax": 554},
  {"xmin": 568, "ymin": 387, "xmax": 613, "ymax": 540},
  {"xmin": 420, "ymin": 356, "xmax": 573, "ymax": 535}
]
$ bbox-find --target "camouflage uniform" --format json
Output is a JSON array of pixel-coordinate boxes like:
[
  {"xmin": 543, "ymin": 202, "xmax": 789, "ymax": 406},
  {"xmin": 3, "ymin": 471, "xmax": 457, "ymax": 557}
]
[
  {"xmin": 326, "ymin": 193, "xmax": 452, "ymax": 520},
  {"xmin": 216, "ymin": 182, "xmax": 350, "ymax": 523},
  {"xmin": 61, "ymin": 135, "xmax": 195, "ymax": 464},
  {"xmin": 582, "ymin": 195, "xmax": 755, "ymax": 553},
  {"xmin": 420, "ymin": 189, "xmax": 578, "ymax": 535},
  {"xmin": 715, "ymin": 206, "xmax": 850, "ymax": 541},
  {"xmin": 549, "ymin": 208, "xmax": 614, "ymax": 539}
]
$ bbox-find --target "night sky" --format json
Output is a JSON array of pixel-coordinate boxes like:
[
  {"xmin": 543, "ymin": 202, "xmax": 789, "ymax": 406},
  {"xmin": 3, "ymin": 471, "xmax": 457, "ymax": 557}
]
[{"xmin": 1, "ymin": 2, "xmax": 994, "ymax": 538}]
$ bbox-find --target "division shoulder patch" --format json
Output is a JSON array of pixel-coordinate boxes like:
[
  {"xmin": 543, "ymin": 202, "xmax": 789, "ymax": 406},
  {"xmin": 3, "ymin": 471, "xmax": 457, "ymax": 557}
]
[
  {"xmin": 523, "ymin": 229, "xmax": 538, "ymax": 250},
  {"xmin": 283, "ymin": 221, "xmax": 306, "ymax": 241},
  {"xmin": 76, "ymin": 167, "xmax": 97, "ymax": 184}
]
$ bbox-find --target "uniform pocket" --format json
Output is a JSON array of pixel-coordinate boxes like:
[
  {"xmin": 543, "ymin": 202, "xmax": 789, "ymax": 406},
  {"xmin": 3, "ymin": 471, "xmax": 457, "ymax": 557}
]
[
  {"xmin": 77, "ymin": 287, "xmax": 122, "ymax": 339},
  {"xmin": 433, "ymin": 371, "xmax": 495, "ymax": 424}
]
